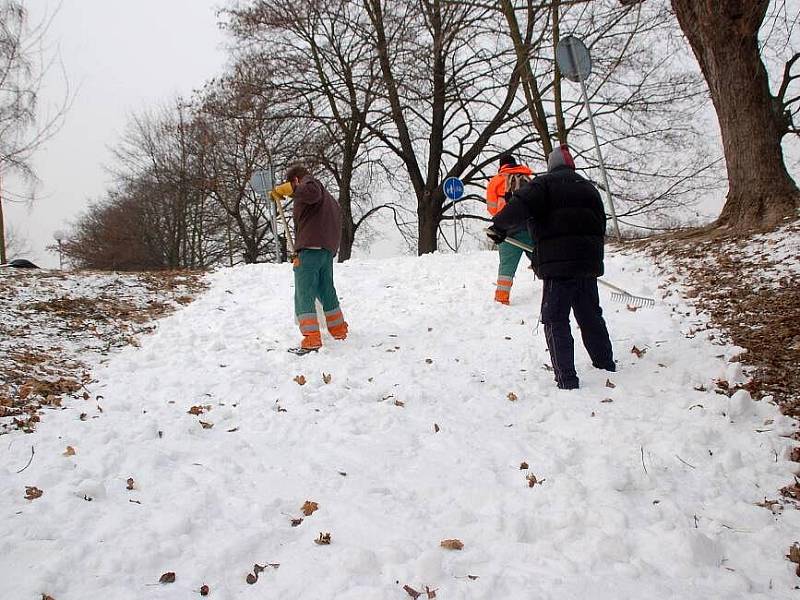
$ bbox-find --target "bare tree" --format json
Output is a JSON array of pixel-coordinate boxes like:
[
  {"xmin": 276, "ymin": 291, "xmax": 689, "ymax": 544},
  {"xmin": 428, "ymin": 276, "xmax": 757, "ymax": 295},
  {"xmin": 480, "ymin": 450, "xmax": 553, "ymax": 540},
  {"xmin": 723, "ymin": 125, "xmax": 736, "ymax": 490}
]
[
  {"xmin": 226, "ymin": 0, "xmax": 392, "ymax": 261},
  {"xmin": 489, "ymin": 0, "xmax": 718, "ymax": 232},
  {"xmin": 0, "ymin": 1, "xmax": 68, "ymax": 262},
  {"xmin": 362, "ymin": 0, "xmax": 531, "ymax": 254}
]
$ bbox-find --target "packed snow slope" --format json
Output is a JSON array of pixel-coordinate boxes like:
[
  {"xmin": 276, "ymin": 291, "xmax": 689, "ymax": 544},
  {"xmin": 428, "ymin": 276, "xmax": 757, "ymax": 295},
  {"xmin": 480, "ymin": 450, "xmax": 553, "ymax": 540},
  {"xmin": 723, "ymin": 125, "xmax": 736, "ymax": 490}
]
[{"xmin": 2, "ymin": 249, "xmax": 799, "ymax": 599}]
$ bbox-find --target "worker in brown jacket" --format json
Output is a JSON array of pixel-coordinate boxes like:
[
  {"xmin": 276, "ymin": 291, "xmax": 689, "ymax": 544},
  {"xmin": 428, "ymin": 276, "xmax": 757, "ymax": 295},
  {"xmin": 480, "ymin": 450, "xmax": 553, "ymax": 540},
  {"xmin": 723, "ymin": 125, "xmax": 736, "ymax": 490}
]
[{"xmin": 271, "ymin": 165, "xmax": 348, "ymax": 354}]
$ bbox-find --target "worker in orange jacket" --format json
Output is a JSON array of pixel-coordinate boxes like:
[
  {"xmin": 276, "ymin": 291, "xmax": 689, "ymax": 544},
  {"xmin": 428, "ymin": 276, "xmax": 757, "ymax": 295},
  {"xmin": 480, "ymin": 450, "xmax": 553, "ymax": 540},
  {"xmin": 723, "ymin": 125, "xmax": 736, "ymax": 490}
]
[{"xmin": 486, "ymin": 153, "xmax": 534, "ymax": 304}]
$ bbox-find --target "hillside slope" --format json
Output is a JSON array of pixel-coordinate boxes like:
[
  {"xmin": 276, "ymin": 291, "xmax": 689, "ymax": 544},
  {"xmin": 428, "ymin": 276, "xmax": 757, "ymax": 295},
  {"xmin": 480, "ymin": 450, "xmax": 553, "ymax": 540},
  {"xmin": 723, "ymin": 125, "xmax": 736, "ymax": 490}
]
[{"xmin": 1, "ymin": 248, "xmax": 798, "ymax": 599}]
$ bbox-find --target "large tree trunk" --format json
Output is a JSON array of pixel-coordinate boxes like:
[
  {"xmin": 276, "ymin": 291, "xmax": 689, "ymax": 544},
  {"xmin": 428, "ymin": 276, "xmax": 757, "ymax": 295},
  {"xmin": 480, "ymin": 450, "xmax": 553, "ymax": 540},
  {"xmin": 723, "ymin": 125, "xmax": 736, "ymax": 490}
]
[
  {"xmin": 418, "ymin": 190, "xmax": 442, "ymax": 255},
  {"xmin": 338, "ymin": 195, "xmax": 355, "ymax": 263},
  {"xmin": 0, "ymin": 197, "xmax": 6, "ymax": 264},
  {"xmin": 672, "ymin": 0, "xmax": 799, "ymax": 231}
]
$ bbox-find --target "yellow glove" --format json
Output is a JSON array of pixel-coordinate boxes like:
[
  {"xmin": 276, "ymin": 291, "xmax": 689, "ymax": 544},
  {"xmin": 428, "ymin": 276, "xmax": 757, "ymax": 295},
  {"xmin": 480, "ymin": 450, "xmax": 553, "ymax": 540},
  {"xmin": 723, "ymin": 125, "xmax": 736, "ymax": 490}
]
[{"xmin": 270, "ymin": 181, "xmax": 293, "ymax": 202}]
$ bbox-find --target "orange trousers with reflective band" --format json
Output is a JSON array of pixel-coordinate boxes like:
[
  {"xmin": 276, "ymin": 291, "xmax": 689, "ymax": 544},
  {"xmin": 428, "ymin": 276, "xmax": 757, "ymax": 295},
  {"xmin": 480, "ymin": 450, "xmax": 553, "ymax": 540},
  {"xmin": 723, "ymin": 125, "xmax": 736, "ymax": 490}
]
[{"xmin": 495, "ymin": 230, "xmax": 534, "ymax": 304}]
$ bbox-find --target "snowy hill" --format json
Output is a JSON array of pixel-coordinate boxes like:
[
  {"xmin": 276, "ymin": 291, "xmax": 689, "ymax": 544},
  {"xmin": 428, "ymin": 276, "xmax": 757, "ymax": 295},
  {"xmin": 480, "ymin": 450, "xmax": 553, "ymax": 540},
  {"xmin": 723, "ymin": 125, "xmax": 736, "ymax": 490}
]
[{"xmin": 2, "ymin": 248, "xmax": 799, "ymax": 599}]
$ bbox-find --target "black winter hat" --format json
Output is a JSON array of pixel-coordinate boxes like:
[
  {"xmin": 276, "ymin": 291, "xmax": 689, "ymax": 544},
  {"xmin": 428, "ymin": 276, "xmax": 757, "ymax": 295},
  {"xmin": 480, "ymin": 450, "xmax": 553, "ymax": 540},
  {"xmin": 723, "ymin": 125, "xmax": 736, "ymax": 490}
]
[{"xmin": 498, "ymin": 153, "xmax": 517, "ymax": 167}]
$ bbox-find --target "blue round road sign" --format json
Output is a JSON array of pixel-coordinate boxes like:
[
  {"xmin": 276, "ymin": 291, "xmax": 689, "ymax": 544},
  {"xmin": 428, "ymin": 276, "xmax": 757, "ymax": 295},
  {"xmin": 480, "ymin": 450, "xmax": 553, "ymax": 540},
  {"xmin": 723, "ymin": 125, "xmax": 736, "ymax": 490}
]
[{"xmin": 443, "ymin": 177, "xmax": 464, "ymax": 201}]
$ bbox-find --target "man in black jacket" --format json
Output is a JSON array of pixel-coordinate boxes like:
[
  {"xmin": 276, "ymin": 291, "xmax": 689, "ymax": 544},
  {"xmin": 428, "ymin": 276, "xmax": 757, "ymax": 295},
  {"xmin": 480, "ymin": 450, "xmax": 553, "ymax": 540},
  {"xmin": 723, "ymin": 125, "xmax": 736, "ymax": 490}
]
[{"xmin": 487, "ymin": 144, "xmax": 614, "ymax": 389}]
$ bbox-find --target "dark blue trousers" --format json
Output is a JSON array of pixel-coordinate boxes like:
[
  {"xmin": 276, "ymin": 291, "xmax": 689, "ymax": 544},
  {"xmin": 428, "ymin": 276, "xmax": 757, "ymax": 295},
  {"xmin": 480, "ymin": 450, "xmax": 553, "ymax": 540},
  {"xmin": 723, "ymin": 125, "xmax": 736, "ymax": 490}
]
[{"xmin": 541, "ymin": 278, "xmax": 614, "ymax": 389}]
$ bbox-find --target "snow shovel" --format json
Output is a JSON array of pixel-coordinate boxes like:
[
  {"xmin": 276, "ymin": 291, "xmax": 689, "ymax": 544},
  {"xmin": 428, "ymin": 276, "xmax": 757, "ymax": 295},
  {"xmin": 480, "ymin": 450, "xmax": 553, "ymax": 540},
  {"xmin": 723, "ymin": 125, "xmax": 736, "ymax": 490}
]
[
  {"xmin": 273, "ymin": 192, "xmax": 295, "ymax": 257},
  {"xmin": 499, "ymin": 235, "xmax": 656, "ymax": 308}
]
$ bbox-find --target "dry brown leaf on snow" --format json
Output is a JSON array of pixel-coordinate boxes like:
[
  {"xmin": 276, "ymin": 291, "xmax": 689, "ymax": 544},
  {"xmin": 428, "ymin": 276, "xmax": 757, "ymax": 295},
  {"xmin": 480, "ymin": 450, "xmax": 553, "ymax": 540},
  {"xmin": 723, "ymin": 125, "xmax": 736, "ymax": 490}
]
[
  {"xmin": 199, "ymin": 421, "xmax": 214, "ymax": 429},
  {"xmin": 291, "ymin": 517, "xmax": 303, "ymax": 527},
  {"xmin": 253, "ymin": 564, "xmax": 266, "ymax": 575},
  {"xmin": 24, "ymin": 486, "xmax": 43, "ymax": 500},
  {"xmin": 314, "ymin": 532, "xmax": 332, "ymax": 545},
  {"xmin": 601, "ymin": 398, "xmax": 614, "ymax": 403},
  {"xmin": 200, "ymin": 584, "xmax": 210, "ymax": 596},
  {"xmin": 403, "ymin": 584, "xmax": 422, "ymax": 599},
  {"xmin": 187, "ymin": 405, "xmax": 205, "ymax": 415},
  {"xmin": 41, "ymin": 595, "xmax": 55, "ymax": 600},
  {"xmin": 519, "ymin": 461, "xmax": 529, "ymax": 470},
  {"xmin": 301, "ymin": 500, "xmax": 319, "ymax": 516},
  {"xmin": 527, "ymin": 473, "xmax": 545, "ymax": 487},
  {"xmin": 159, "ymin": 572, "xmax": 176, "ymax": 584},
  {"xmin": 425, "ymin": 586, "xmax": 437, "ymax": 598},
  {"xmin": 605, "ymin": 379, "xmax": 616, "ymax": 389},
  {"xmin": 246, "ymin": 573, "xmax": 258, "ymax": 585},
  {"xmin": 126, "ymin": 478, "xmax": 135, "ymax": 490},
  {"xmin": 467, "ymin": 575, "xmax": 479, "ymax": 580},
  {"xmin": 294, "ymin": 375, "xmax": 307, "ymax": 386},
  {"xmin": 434, "ymin": 423, "xmax": 440, "ymax": 433},
  {"xmin": 507, "ymin": 392, "xmax": 518, "ymax": 402},
  {"xmin": 63, "ymin": 446, "xmax": 76, "ymax": 456},
  {"xmin": 631, "ymin": 345, "xmax": 647, "ymax": 358},
  {"xmin": 440, "ymin": 538, "xmax": 464, "ymax": 550},
  {"xmin": 394, "ymin": 399, "xmax": 405, "ymax": 407},
  {"xmin": 323, "ymin": 373, "xmax": 332, "ymax": 384},
  {"xmin": 788, "ymin": 543, "xmax": 800, "ymax": 564}
]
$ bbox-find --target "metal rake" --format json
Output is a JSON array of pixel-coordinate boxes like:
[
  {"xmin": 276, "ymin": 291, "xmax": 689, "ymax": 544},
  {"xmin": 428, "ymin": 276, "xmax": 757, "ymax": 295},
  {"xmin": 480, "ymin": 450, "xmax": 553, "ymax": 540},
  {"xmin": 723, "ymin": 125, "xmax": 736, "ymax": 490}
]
[{"xmin": 499, "ymin": 235, "xmax": 656, "ymax": 309}]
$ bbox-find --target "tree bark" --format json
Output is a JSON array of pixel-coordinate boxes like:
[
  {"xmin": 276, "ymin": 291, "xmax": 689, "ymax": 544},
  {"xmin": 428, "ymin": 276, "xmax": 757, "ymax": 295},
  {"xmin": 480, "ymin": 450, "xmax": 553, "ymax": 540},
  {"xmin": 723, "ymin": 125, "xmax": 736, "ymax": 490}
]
[
  {"xmin": 418, "ymin": 189, "xmax": 444, "ymax": 254},
  {"xmin": 672, "ymin": 0, "xmax": 799, "ymax": 230},
  {"xmin": 0, "ymin": 172, "xmax": 6, "ymax": 264}
]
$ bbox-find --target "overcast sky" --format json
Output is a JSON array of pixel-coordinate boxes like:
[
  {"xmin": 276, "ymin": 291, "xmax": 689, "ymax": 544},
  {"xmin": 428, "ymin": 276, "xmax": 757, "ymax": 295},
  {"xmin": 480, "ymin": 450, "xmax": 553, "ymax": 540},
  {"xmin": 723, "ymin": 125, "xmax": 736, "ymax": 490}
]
[{"xmin": 5, "ymin": 0, "xmax": 227, "ymax": 266}]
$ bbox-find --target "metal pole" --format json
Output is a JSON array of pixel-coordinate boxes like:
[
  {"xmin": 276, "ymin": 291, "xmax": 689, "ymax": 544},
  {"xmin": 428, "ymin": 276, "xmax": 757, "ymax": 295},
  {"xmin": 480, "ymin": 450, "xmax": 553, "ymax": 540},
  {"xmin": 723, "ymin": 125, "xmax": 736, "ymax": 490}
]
[
  {"xmin": 568, "ymin": 46, "xmax": 621, "ymax": 240},
  {"xmin": 453, "ymin": 201, "xmax": 458, "ymax": 253},
  {"xmin": 266, "ymin": 149, "xmax": 281, "ymax": 263}
]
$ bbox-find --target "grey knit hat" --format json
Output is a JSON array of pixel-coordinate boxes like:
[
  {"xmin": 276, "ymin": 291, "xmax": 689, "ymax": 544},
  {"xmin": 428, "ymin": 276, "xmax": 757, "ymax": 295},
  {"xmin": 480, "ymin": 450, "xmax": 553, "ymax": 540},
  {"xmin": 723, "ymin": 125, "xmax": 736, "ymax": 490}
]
[{"xmin": 547, "ymin": 144, "xmax": 575, "ymax": 171}]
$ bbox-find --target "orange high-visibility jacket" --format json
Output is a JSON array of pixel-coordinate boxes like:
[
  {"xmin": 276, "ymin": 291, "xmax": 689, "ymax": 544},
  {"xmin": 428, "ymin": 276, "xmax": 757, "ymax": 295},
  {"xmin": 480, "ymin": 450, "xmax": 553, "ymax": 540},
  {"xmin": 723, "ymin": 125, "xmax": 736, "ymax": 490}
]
[{"xmin": 486, "ymin": 164, "xmax": 534, "ymax": 216}]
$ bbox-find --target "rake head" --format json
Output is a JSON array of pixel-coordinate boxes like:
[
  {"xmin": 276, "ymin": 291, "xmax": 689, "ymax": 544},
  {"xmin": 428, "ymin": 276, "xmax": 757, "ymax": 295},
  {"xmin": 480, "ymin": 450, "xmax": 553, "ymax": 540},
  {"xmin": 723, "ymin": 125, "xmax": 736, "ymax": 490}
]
[{"xmin": 610, "ymin": 291, "xmax": 655, "ymax": 308}]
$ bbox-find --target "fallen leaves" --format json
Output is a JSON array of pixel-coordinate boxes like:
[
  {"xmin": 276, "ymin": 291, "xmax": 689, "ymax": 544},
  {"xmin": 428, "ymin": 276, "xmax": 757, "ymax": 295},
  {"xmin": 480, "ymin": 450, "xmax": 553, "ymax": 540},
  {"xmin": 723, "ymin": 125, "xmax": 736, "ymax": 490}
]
[
  {"xmin": 294, "ymin": 375, "xmax": 307, "ymax": 386},
  {"xmin": 788, "ymin": 543, "xmax": 800, "ymax": 576},
  {"xmin": 159, "ymin": 572, "xmax": 176, "ymax": 584},
  {"xmin": 403, "ymin": 585, "xmax": 437, "ymax": 598},
  {"xmin": 63, "ymin": 446, "xmax": 76, "ymax": 456},
  {"xmin": 188, "ymin": 405, "xmax": 209, "ymax": 415},
  {"xmin": 126, "ymin": 477, "xmax": 135, "ymax": 491},
  {"xmin": 314, "ymin": 532, "xmax": 332, "ymax": 545},
  {"xmin": 519, "ymin": 461, "xmax": 529, "ymax": 470},
  {"xmin": 301, "ymin": 500, "xmax": 319, "ymax": 516},
  {"xmin": 200, "ymin": 584, "xmax": 210, "ymax": 596},
  {"xmin": 322, "ymin": 372, "xmax": 332, "ymax": 384},
  {"xmin": 291, "ymin": 518, "xmax": 303, "ymax": 527},
  {"xmin": 394, "ymin": 399, "xmax": 405, "ymax": 407},
  {"xmin": 403, "ymin": 585, "xmax": 422, "ymax": 599},
  {"xmin": 199, "ymin": 420, "xmax": 214, "ymax": 429},
  {"xmin": 433, "ymin": 423, "xmax": 440, "ymax": 433},
  {"xmin": 605, "ymin": 379, "xmax": 616, "ymax": 389},
  {"xmin": 24, "ymin": 486, "xmax": 43, "ymax": 500},
  {"xmin": 631, "ymin": 345, "xmax": 647, "ymax": 358},
  {"xmin": 440, "ymin": 538, "xmax": 463, "ymax": 550},
  {"xmin": 526, "ymin": 473, "xmax": 545, "ymax": 487},
  {"xmin": 507, "ymin": 392, "xmax": 518, "ymax": 402}
]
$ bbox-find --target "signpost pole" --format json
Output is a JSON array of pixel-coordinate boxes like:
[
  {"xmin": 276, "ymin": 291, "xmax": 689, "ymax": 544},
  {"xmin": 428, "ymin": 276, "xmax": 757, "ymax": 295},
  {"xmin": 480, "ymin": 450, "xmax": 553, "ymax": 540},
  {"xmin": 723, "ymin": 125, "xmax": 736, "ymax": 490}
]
[
  {"xmin": 558, "ymin": 36, "xmax": 622, "ymax": 241},
  {"xmin": 443, "ymin": 177, "xmax": 464, "ymax": 254}
]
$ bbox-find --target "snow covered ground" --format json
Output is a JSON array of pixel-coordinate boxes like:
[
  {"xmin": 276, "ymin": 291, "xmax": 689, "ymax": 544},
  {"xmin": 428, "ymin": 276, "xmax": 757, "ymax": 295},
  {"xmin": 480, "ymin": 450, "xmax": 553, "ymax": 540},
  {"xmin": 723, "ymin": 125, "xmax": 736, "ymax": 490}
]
[{"xmin": 2, "ymin": 248, "xmax": 799, "ymax": 599}]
